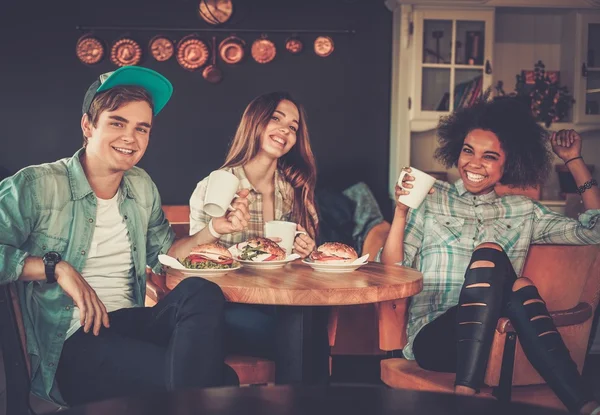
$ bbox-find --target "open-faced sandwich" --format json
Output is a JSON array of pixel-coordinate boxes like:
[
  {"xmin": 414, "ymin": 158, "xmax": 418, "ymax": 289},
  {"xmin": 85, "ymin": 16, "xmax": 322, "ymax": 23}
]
[
  {"xmin": 238, "ymin": 237, "xmax": 286, "ymax": 262},
  {"xmin": 179, "ymin": 243, "xmax": 237, "ymax": 269},
  {"xmin": 309, "ymin": 242, "xmax": 358, "ymax": 263}
]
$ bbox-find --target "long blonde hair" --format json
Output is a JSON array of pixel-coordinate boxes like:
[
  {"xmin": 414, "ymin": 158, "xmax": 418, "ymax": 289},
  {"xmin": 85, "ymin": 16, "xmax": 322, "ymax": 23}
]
[{"xmin": 222, "ymin": 92, "xmax": 318, "ymax": 238}]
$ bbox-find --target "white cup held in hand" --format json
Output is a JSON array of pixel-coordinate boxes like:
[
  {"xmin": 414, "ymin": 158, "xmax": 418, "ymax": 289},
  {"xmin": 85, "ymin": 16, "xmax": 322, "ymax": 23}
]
[
  {"xmin": 264, "ymin": 220, "xmax": 306, "ymax": 255},
  {"xmin": 397, "ymin": 167, "xmax": 436, "ymax": 209},
  {"xmin": 204, "ymin": 170, "xmax": 240, "ymax": 217}
]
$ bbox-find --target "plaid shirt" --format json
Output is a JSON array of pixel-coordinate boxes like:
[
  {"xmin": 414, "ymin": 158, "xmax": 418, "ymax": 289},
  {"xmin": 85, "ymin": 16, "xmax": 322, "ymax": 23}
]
[
  {"xmin": 189, "ymin": 166, "xmax": 317, "ymax": 247},
  {"xmin": 398, "ymin": 179, "xmax": 600, "ymax": 360}
]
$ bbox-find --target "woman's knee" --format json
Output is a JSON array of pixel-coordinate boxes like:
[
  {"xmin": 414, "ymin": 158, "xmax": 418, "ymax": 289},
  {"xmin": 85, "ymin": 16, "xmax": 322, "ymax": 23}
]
[
  {"xmin": 470, "ymin": 243, "xmax": 505, "ymax": 270},
  {"xmin": 475, "ymin": 242, "xmax": 503, "ymax": 252},
  {"xmin": 512, "ymin": 277, "xmax": 534, "ymax": 292}
]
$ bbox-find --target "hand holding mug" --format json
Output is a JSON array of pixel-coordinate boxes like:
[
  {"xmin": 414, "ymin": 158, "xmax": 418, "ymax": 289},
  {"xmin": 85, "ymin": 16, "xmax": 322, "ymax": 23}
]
[
  {"xmin": 293, "ymin": 224, "xmax": 315, "ymax": 258},
  {"xmin": 264, "ymin": 220, "xmax": 307, "ymax": 255},
  {"xmin": 212, "ymin": 189, "xmax": 251, "ymax": 235},
  {"xmin": 395, "ymin": 167, "xmax": 435, "ymax": 214}
]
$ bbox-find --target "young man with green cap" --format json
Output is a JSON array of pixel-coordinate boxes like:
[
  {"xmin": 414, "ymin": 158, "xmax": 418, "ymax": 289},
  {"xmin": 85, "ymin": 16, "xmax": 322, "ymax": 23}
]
[{"xmin": 0, "ymin": 66, "xmax": 248, "ymax": 406}]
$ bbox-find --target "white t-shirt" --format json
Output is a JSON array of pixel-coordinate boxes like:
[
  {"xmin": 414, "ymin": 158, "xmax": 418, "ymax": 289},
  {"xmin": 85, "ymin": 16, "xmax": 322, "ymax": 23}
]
[{"xmin": 66, "ymin": 190, "xmax": 136, "ymax": 338}]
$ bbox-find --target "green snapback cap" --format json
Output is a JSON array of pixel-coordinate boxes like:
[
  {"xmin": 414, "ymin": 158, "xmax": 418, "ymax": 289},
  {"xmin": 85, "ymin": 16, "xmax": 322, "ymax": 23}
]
[{"xmin": 82, "ymin": 66, "xmax": 173, "ymax": 115}]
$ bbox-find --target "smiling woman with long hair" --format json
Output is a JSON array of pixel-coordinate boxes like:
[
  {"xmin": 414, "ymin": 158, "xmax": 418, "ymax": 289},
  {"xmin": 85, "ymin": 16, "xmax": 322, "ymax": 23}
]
[
  {"xmin": 218, "ymin": 91, "xmax": 318, "ymax": 240},
  {"xmin": 190, "ymin": 91, "xmax": 318, "ymax": 250},
  {"xmin": 188, "ymin": 91, "xmax": 322, "ymax": 369}
]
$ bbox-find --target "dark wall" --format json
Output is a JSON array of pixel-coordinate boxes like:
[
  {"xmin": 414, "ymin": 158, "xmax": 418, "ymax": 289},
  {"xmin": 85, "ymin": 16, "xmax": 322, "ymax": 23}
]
[{"xmin": 0, "ymin": 0, "xmax": 392, "ymax": 214}]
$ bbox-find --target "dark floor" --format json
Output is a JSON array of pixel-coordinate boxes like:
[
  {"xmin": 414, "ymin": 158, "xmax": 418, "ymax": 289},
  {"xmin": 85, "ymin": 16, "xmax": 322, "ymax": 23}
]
[{"xmin": 331, "ymin": 353, "xmax": 600, "ymax": 397}]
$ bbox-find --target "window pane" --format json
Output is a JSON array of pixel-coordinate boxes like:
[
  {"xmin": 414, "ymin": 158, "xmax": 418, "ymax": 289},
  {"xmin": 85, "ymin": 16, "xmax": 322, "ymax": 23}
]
[
  {"xmin": 456, "ymin": 21, "xmax": 485, "ymax": 65},
  {"xmin": 423, "ymin": 20, "xmax": 452, "ymax": 64},
  {"xmin": 422, "ymin": 68, "xmax": 450, "ymax": 111},
  {"xmin": 588, "ymin": 23, "xmax": 600, "ymax": 69},
  {"xmin": 585, "ymin": 70, "xmax": 600, "ymax": 115},
  {"xmin": 454, "ymin": 69, "xmax": 483, "ymax": 110}
]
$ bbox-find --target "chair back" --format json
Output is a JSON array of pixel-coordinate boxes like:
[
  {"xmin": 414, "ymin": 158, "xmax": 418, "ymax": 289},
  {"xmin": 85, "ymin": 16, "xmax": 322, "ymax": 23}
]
[
  {"xmin": 162, "ymin": 205, "xmax": 191, "ymax": 239},
  {"xmin": 521, "ymin": 244, "xmax": 600, "ymax": 311},
  {"xmin": 0, "ymin": 283, "xmax": 33, "ymax": 415}
]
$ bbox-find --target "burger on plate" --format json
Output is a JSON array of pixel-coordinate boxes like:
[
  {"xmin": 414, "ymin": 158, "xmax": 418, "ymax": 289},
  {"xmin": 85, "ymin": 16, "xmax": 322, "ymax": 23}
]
[
  {"xmin": 238, "ymin": 237, "xmax": 286, "ymax": 262},
  {"xmin": 179, "ymin": 243, "xmax": 236, "ymax": 269},
  {"xmin": 309, "ymin": 242, "xmax": 358, "ymax": 263}
]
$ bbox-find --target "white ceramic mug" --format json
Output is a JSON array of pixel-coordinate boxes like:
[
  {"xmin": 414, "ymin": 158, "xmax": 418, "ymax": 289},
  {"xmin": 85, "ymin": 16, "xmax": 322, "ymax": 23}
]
[
  {"xmin": 204, "ymin": 170, "xmax": 240, "ymax": 217},
  {"xmin": 397, "ymin": 167, "xmax": 436, "ymax": 209},
  {"xmin": 264, "ymin": 220, "xmax": 306, "ymax": 255}
]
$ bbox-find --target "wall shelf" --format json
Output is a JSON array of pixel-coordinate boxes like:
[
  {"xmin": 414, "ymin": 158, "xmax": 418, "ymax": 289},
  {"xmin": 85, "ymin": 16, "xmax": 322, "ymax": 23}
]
[{"xmin": 76, "ymin": 25, "xmax": 357, "ymax": 35}]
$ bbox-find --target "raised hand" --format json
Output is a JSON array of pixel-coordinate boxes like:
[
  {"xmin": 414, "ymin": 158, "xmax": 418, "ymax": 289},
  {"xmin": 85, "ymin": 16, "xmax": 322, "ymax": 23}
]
[
  {"xmin": 55, "ymin": 261, "xmax": 109, "ymax": 336},
  {"xmin": 212, "ymin": 188, "xmax": 251, "ymax": 235},
  {"xmin": 549, "ymin": 129, "xmax": 582, "ymax": 163},
  {"xmin": 395, "ymin": 167, "xmax": 434, "ymax": 216}
]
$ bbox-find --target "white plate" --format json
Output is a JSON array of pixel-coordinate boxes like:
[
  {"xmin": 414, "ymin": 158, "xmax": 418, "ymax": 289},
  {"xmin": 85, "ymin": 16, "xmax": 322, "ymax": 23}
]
[
  {"xmin": 173, "ymin": 264, "xmax": 240, "ymax": 276},
  {"xmin": 237, "ymin": 257, "xmax": 296, "ymax": 270},
  {"xmin": 301, "ymin": 259, "xmax": 367, "ymax": 273}
]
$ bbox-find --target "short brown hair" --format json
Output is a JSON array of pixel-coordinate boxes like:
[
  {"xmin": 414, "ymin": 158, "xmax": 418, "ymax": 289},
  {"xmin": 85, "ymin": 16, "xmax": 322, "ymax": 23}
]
[{"xmin": 82, "ymin": 86, "xmax": 153, "ymax": 147}]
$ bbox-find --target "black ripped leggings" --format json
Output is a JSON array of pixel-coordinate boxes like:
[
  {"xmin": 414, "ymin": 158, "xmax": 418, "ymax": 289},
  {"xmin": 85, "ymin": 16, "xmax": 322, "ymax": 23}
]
[{"xmin": 412, "ymin": 247, "xmax": 593, "ymax": 413}]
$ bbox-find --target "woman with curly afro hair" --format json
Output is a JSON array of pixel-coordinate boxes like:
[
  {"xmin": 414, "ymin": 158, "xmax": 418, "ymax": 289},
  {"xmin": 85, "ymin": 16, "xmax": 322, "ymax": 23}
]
[{"xmin": 381, "ymin": 97, "xmax": 600, "ymax": 414}]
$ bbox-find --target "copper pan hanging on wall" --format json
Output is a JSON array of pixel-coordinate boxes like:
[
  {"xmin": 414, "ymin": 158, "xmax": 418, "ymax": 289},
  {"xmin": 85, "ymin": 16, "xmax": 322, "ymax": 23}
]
[
  {"xmin": 314, "ymin": 36, "xmax": 335, "ymax": 58},
  {"xmin": 251, "ymin": 34, "xmax": 276, "ymax": 64},
  {"xmin": 76, "ymin": 34, "xmax": 105, "ymax": 65},
  {"xmin": 198, "ymin": 0, "xmax": 234, "ymax": 25},
  {"xmin": 177, "ymin": 34, "xmax": 209, "ymax": 71},
  {"xmin": 219, "ymin": 35, "xmax": 246, "ymax": 64},
  {"xmin": 285, "ymin": 36, "xmax": 303, "ymax": 55},
  {"xmin": 110, "ymin": 37, "xmax": 142, "ymax": 66},
  {"xmin": 149, "ymin": 35, "xmax": 174, "ymax": 62},
  {"xmin": 203, "ymin": 37, "xmax": 223, "ymax": 83}
]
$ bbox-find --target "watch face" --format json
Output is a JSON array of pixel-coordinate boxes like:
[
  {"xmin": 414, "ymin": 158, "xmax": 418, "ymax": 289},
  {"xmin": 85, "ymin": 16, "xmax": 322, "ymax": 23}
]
[{"xmin": 44, "ymin": 251, "xmax": 62, "ymax": 265}]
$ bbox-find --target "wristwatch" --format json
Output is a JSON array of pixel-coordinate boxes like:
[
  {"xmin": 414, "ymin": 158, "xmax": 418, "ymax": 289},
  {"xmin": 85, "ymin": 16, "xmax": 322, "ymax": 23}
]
[{"xmin": 42, "ymin": 251, "xmax": 62, "ymax": 284}]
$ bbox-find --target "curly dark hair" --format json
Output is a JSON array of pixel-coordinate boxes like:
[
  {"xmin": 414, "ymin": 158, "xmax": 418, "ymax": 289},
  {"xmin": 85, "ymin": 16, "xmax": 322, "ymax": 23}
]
[{"xmin": 434, "ymin": 97, "xmax": 553, "ymax": 187}]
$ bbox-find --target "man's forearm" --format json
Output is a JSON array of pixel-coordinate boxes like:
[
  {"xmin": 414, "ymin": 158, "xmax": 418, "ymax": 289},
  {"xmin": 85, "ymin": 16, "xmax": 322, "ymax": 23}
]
[{"xmin": 19, "ymin": 256, "xmax": 47, "ymax": 281}]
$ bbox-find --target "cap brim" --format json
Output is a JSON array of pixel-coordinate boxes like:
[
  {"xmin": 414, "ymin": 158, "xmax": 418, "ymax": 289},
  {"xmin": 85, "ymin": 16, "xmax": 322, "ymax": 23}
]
[{"xmin": 96, "ymin": 66, "xmax": 173, "ymax": 115}]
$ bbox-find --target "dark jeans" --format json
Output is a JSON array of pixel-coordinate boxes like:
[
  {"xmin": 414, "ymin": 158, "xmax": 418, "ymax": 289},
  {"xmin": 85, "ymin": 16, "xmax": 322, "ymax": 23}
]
[
  {"xmin": 56, "ymin": 278, "xmax": 238, "ymax": 406},
  {"xmin": 224, "ymin": 303, "xmax": 330, "ymax": 384},
  {"xmin": 412, "ymin": 305, "xmax": 459, "ymax": 373},
  {"xmin": 225, "ymin": 303, "xmax": 277, "ymax": 359}
]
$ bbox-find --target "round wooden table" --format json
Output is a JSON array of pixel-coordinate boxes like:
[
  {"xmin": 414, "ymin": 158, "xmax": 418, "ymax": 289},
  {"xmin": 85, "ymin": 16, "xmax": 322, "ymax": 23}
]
[
  {"xmin": 164, "ymin": 261, "xmax": 422, "ymax": 385},
  {"xmin": 59, "ymin": 385, "xmax": 565, "ymax": 415},
  {"xmin": 165, "ymin": 261, "xmax": 423, "ymax": 306}
]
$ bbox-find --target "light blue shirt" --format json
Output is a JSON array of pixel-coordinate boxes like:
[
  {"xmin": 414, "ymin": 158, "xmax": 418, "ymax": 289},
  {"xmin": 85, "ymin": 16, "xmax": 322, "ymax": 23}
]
[
  {"xmin": 0, "ymin": 148, "xmax": 175, "ymax": 405},
  {"xmin": 390, "ymin": 180, "xmax": 600, "ymax": 360}
]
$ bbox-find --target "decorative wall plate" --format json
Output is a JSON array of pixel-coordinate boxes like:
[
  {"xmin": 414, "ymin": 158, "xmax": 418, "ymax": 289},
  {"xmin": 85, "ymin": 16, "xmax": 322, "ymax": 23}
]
[
  {"xmin": 285, "ymin": 37, "xmax": 303, "ymax": 55},
  {"xmin": 314, "ymin": 36, "xmax": 335, "ymax": 57},
  {"xmin": 219, "ymin": 35, "xmax": 246, "ymax": 64},
  {"xmin": 251, "ymin": 36, "xmax": 276, "ymax": 64},
  {"xmin": 177, "ymin": 35, "xmax": 209, "ymax": 71},
  {"xmin": 198, "ymin": 0, "xmax": 233, "ymax": 25},
  {"xmin": 110, "ymin": 38, "xmax": 142, "ymax": 66},
  {"xmin": 149, "ymin": 35, "xmax": 174, "ymax": 62},
  {"xmin": 76, "ymin": 35, "xmax": 105, "ymax": 65}
]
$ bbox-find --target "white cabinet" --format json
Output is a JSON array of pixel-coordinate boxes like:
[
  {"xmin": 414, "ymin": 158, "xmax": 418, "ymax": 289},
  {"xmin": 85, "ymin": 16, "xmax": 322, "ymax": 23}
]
[
  {"xmin": 562, "ymin": 12, "xmax": 600, "ymax": 125},
  {"xmin": 386, "ymin": 1, "xmax": 600, "ymax": 196},
  {"xmin": 411, "ymin": 9, "xmax": 494, "ymax": 131}
]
